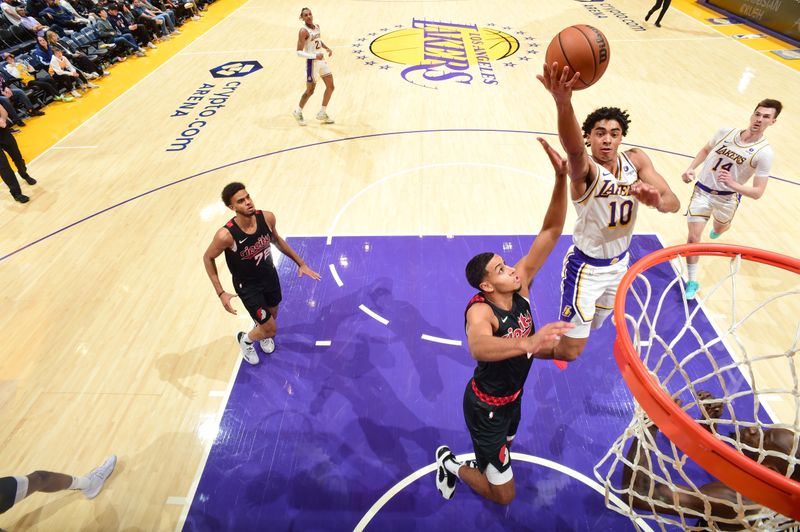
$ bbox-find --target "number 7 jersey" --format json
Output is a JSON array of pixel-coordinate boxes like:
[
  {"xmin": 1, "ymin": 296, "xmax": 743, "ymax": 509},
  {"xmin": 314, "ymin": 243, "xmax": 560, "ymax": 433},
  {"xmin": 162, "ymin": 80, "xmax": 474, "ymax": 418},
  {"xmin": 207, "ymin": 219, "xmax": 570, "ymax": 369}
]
[
  {"xmin": 698, "ymin": 127, "xmax": 774, "ymax": 191},
  {"xmin": 572, "ymin": 153, "xmax": 640, "ymax": 259}
]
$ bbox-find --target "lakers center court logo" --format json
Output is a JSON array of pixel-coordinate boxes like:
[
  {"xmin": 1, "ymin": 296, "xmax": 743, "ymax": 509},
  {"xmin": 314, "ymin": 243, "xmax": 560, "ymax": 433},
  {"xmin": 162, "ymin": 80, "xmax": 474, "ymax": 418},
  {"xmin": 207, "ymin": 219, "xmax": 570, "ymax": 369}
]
[{"xmin": 352, "ymin": 19, "xmax": 541, "ymax": 89}]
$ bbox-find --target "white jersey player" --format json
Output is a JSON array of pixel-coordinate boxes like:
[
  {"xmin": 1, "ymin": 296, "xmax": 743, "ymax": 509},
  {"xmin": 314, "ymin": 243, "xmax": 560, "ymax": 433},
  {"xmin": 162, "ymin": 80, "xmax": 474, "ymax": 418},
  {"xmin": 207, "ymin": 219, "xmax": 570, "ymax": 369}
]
[
  {"xmin": 681, "ymin": 99, "xmax": 782, "ymax": 300},
  {"xmin": 293, "ymin": 7, "xmax": 335, "ymax": 126},
  {"xmin": 538, "ymin": 62, "xmax": 680, "ymax": 362}
]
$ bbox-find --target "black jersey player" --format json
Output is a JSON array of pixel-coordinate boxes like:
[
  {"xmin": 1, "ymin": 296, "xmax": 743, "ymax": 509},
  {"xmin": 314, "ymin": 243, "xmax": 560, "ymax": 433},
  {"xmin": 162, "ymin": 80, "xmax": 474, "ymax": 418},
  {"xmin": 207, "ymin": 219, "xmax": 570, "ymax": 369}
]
[
  {"xmin": 203, "ymin": 182, "xmax": 321, "ymax": 364},
  {"xmin": 435, "ymin": 138, "xmax": 575, "ymax": 505}
]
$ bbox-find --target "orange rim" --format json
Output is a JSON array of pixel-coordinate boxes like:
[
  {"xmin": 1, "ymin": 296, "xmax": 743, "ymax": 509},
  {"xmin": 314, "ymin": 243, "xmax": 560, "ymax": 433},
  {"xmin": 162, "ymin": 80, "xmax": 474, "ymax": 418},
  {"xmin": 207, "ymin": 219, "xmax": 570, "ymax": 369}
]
[{"xmin": 613, "ymin": 243, "xmax": 800, "ymax": 520}]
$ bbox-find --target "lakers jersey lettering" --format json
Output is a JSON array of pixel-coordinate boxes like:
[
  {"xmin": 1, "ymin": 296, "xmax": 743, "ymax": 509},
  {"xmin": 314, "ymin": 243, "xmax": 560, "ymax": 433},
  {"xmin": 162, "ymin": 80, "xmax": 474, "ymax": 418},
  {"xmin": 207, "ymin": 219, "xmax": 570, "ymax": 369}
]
[
  {"xmin": 596, "ymin": 181, "xmax": 633, "ymax": 198},
  {"xmin": 714, "ymin": 146, "xmax": 747, "ymax": 165},
  {"xmin": 572, "ymin": 153, "xmax": 640, "ymax": 259}
]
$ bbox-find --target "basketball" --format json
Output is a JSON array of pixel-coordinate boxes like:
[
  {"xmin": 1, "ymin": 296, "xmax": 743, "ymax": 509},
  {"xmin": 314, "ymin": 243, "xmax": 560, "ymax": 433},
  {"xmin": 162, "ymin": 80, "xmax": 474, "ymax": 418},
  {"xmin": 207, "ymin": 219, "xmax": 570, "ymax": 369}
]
[{"xmin": 545, "ymin": 25, "xmax": 611, "ymax": 90}]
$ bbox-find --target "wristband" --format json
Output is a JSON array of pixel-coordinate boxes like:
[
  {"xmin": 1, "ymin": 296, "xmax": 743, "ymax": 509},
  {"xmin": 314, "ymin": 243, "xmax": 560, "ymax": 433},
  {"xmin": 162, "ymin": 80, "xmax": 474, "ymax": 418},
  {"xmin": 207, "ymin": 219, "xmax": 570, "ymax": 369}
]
[{"xmin": 296, "ymin": 50, "xmax": 317, "ymax": 59}]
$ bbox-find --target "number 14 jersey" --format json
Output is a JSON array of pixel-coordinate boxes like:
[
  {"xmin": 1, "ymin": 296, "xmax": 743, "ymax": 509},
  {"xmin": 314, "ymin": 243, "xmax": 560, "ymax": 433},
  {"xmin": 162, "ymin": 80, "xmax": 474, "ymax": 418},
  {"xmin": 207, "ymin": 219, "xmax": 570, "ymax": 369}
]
[{"xmin": 698, "ymin": 128, "xmax": 774, "ymax": 192}]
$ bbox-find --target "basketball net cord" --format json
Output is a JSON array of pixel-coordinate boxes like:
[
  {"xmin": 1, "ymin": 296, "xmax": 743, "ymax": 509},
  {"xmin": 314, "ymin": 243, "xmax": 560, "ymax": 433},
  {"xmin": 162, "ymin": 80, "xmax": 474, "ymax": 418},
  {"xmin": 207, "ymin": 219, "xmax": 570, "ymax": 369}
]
[{"xmin": 594, "ymin": 252, "xmax": 800, "ymax": 530}]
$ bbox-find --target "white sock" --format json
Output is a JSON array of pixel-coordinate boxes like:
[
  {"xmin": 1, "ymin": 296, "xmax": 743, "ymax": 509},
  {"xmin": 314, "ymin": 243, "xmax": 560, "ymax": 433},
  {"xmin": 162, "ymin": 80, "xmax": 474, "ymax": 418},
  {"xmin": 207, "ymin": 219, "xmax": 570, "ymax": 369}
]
[
  {"xmin": 444, "ymin": 458, "xmax": 461, "ymax": 479},
  {"xmin": 244, "ymin": 332, "xmax": 254, "ymax": 344},
  {"xmin": 687, "ymin": 263, "xmax": 698, "ymax": 282},
  {"xmin": 319, "ymin": 106, "xmax": 326, "ymax": 114},
  {"xmin": 68, "ymin": 476, "xmax": 90, "ymax": 490},
  {"xmin": 295, "ymin": 106, "xmax": 302, "ymax": 114}
]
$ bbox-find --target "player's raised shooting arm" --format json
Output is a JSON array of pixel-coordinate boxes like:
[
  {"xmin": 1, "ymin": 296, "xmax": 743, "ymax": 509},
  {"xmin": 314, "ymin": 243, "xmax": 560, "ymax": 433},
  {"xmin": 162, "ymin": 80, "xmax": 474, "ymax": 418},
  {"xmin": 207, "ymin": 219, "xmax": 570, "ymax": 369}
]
[
  {"xmin": 537, "ymin": 63, "xmax": 592, "ymax": 188},
  {"xmin": 514, "ymin": 138, "xmax": 569, "ymax": 293}
]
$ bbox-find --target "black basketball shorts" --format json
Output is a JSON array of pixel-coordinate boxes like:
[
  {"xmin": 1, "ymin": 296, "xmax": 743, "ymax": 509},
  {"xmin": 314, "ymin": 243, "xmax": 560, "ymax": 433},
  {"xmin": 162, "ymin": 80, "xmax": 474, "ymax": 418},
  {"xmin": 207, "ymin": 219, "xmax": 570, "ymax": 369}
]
[
  {"xmin": 462, "ymin": 381, "xmax": 521, "ymax": 481},
  {"xmin": 234, "ymin": 280, "xmax": 282, "ymax": 324}
]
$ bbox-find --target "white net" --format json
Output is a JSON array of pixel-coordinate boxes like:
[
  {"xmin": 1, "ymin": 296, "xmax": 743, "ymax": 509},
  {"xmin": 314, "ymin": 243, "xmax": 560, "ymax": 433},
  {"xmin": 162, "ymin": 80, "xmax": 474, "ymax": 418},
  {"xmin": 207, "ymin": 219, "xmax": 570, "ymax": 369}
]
[{"xmin": 594, "ymin": 247, "xmax": 800, "ymax": 531}]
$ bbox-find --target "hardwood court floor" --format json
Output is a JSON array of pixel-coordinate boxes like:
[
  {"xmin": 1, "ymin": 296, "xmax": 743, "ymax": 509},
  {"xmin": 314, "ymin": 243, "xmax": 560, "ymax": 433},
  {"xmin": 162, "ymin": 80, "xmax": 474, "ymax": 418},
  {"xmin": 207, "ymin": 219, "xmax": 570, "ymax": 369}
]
[{"xmin": 0, "ymin": 0, "xmax": 797, "ymax": 529}]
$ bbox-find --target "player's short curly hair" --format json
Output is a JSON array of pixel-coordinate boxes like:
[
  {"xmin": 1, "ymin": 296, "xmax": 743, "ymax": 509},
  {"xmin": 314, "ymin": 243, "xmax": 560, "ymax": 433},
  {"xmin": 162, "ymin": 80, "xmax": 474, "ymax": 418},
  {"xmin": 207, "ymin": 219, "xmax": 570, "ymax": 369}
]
[
  {"xmin": 299, "ymin": 7, "xmax": 310, "ymax": 18},
  {"xmin": 582, "ymin": 107, "xmax": 631, "ymax": 142},
  {"xmin": 465, "ymin": 252, "xmax": 495, "ymax": 290},
  {"xmin": 221, "ymin": 182, "xmax": 246, "ymax": 206}
]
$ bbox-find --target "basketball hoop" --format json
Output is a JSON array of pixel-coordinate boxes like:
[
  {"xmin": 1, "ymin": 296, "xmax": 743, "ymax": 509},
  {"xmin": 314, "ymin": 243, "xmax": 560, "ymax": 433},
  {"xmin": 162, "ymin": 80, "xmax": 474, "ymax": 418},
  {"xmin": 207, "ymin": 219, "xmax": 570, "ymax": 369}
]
[{"xmin": 596, "ymin": 243, "xmax": 800, "ymax": 528}]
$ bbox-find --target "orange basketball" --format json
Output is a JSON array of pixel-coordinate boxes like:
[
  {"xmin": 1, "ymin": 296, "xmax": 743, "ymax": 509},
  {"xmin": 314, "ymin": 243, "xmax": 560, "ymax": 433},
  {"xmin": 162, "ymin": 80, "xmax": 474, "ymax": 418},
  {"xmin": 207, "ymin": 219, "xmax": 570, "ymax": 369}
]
[{"xmin": 545, "ymin": 25, "xmax": 611, "ymax": 90}]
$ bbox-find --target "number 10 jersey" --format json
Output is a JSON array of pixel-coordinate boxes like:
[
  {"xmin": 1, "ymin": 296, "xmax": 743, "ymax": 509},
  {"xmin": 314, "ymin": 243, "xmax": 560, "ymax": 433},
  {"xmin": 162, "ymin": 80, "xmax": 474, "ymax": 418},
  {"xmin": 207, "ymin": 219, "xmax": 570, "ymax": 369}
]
[{"xmin": 572, "ymin": 153, "xmax": 640, "ymax": 260}]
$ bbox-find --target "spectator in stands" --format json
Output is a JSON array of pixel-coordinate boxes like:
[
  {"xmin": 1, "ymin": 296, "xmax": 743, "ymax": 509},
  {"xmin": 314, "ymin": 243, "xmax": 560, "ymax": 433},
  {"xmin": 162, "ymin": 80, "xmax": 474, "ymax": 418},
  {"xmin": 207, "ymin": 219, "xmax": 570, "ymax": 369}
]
[
  {"xmin": 131, "ymin": 0, "xmax": 174, "ymax": 39},
  {"xmin": 95, "ymin": 7, "xmax": 145, "ymax": 57},
  {"xmin": 32, "ymin": 34, "xmax": 54, "ymax": 69},
  {"xmin": 1, "ymin": 0, "xmax": 23, "ymax": 25},
  {"xmin": 161, "ymin": 0, "xmax": 200, "ymax": 23},
  {"xmin": 71, "ymin": 0, "xmax": 97, "ymax": 14},
  {"xmin": 25, "ymin": 0, "xmax": 47, "ymax": 20},
  {"xmin": 108, "ymin": 3, "xmax": 156, "ymax": 49},
  {"xmin": 46, "ymin": 30, "xmax": 109, "ymax": 78},
  {"xmin": 141, "ymin": 0, "xmax": 179, "ymax": 32},
  {"xmin": 16, "ymin": 7, "xmax": 49, "ymax": 33},
  {"xmin": 58, "ymin": 0, "xmax": 92, "ymax": 25},
  {"xmin": 49, "ymin": 46, "xmax": 93, "ymax": 98},
  {"xmin": 2, "ymin": 52, "xmax": 68, "ymax": 102},
  {"xmin": 39, "ymin": 0, "xmax": 85, "ymax": 32}
]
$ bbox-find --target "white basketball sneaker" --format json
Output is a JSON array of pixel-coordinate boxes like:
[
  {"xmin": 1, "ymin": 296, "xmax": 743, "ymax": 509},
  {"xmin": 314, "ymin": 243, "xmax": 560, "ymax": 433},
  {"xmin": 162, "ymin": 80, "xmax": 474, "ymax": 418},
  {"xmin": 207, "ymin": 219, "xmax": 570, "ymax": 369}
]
[
  {"xmin": 435, "ymin": 445, "xmax": 458, "ymax": 500},
  {"xmin": 316, "ymin": 111, "xmax": 334, "ymax": 124},
  {"xmin": 259, "ymin": 337, "xmax": 275, "ymax": 354},
  {"xmin": 292, "ymin": 109, "xmax": 306, "ymax": 126},
  {"xmin": 81, "ymin": 455, "xmax": 117, "ymax": 499},
  {"xmin": 237, "ymin": 332, "xmax": 259, "ymax": 364}
]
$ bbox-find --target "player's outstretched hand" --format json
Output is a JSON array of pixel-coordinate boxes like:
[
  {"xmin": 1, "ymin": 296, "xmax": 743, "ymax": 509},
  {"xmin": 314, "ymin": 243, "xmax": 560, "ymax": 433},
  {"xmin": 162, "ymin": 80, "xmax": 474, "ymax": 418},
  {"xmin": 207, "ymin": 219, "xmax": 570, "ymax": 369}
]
[
  {"xmin": 537, "ymin": 137, "xmax": 567, "ymax": 178},
  {"xmin": 682, "ymin": 169, "xmax": 695, "ymax": 183},
  {"xmin": 630, "ymin": 181, "xmax": 661, "ymax": 208},
  {"xmin": 526, "ymin": 321, "xmax": 575, "ymax": 357},
  {"xmin": 219, "ymin": 292, "xmax": 238, "ymax": 315},
  {"xmin": 536, "ymin": 62, "xmax": 580, "ymax": 102},
  {"xmin": 326, "ymin": 48, "xmax": 333, "ymax": 57},
  {"xmin": 299, "ymin": 264, "xmax": 322, "ymax": 280}
]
